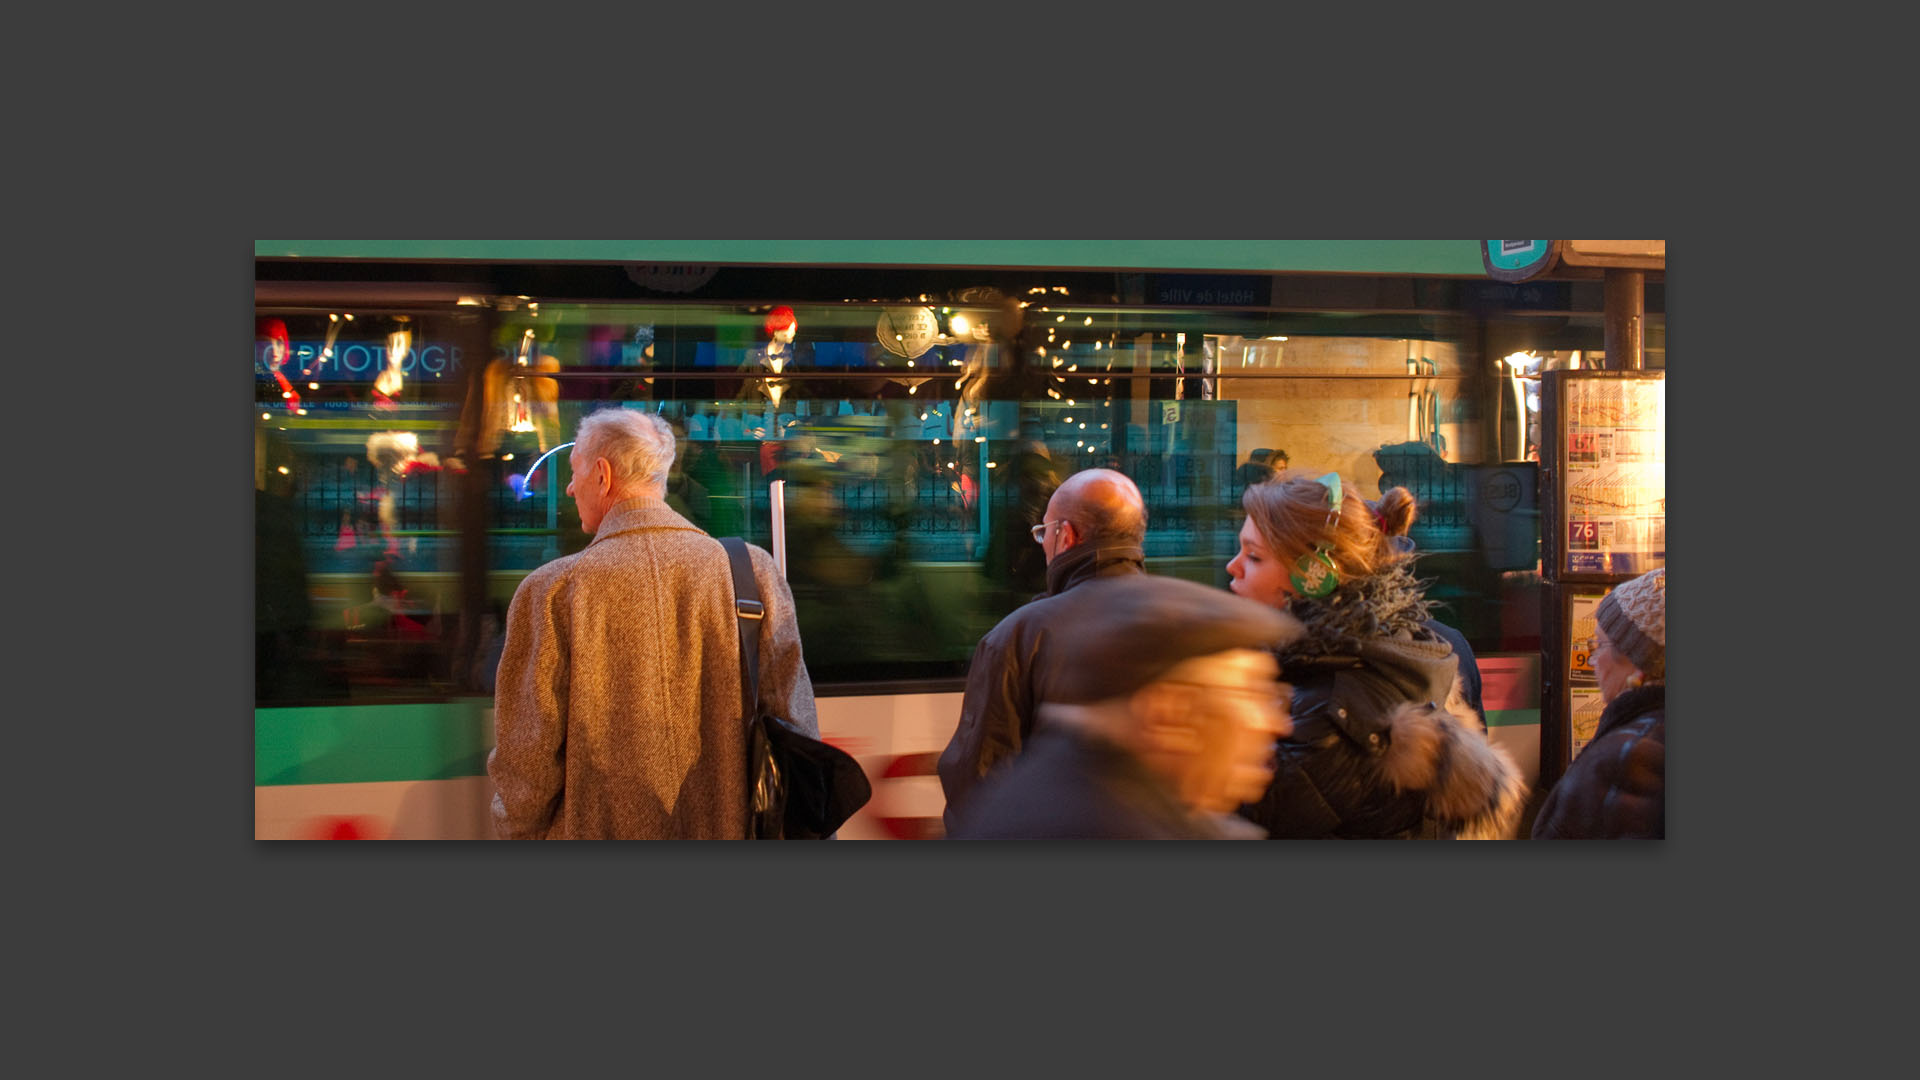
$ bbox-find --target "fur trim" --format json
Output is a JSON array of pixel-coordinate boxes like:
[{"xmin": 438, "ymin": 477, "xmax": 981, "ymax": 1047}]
[
  {"xmin": 1378, "ymin": 698, "xmax": 1528, "ymax": 840},
  {"xmin": 1279, "ymin": 559, "xmax": 1434, "ymax": 662}
]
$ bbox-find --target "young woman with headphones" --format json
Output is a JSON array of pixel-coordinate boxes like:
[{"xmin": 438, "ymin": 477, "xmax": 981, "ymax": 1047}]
[{"xmin": 1225, "ymin": 472, "xmax": 1527, "ymax": 839}]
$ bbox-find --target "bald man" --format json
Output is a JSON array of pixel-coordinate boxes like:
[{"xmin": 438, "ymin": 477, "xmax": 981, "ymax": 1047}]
[{"xmin": 937, "ymin": 467, "xmax": 1149, "ymax": 830}]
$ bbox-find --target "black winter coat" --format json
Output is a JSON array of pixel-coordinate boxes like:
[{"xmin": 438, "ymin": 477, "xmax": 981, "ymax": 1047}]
[
  {"xmin": 1532, "ymin": 683, "xmax": 1665, "ymax": 839},
  {"xmin": 1235, "ymin": 561, "xmax": 1525, "ymax": 840},
  {"xmin": 1240, "ymin": 634, "xmax": 1524, "ymax": 839}
]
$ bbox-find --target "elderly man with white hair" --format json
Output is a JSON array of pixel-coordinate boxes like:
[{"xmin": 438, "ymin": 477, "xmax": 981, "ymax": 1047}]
[{"xmin": 488, "ymin": 408, "xmax": 818, "ymax": 839}]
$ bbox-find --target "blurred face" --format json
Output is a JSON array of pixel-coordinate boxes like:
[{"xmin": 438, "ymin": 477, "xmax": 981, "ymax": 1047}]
[
  {"xmin": 566, "ymin": 446, "xmax": 613, "ymax": 534},
  {"xmin": 1226, "ymin": 516, "xmax": 1295, "ymax": 610},
  {"xmin": 1591, "ymin": 627, "xmax": 1642, "ymax": 704},
  {"xmin": 1159, "ymin": 649, "xmax": 1291, "ymax": 814}
]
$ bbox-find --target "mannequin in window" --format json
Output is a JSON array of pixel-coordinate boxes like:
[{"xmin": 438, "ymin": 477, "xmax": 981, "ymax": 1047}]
[{"xmin": 257, "ymin": 317, "xmax": 300, "ymax": 413}]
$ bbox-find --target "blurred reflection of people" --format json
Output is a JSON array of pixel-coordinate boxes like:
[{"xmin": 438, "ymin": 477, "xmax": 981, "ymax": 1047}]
[
  {"xmin": 662, "ymin": 418, "xmax": 711, "ymax": 525},
  {"xmin": 773, "ymin": 435, "xmax": 873, "ymax": 589},
  {"xmin": 347, "ymin": 555, "xmax": 430, "ymax": 640},
  {"xmin": 1235, "ymin": 447, "xmax": 1282, "ymax": 486},
  {"xmin": 256, "ymin": 433, "xmax": 313, "ymax": 701},
  {"xmin": 980, "ymin": 437, "xmax": 1060, "ymax": 602},
  {"xmin": 488, "ymin": 408, "xmax": 818, "ymax": 839},
  {"xmin": 937, "ymin": 467, "xmax": 1147, "ymax": 830},
  {"xmin": 1532, "ymin": 568, "xmax": 1665, "ymax": 839},
  {"xmin": 584, "ymin": 322, "xmax": 658, "ymax": 405},
  {"xmin": 470, "ymin": 600, "xmax": 508, "ymax": 695},
  {"xmin": 365, "ymin": 431, "xmax": 443, "ymax": 556},
  {"xmin": 947, "ymin": 574, "xmax": 1302, "ymax": 839},
  {"xmin": 680, "ymin": 429, "xmax": 743, "ymax": 539}
]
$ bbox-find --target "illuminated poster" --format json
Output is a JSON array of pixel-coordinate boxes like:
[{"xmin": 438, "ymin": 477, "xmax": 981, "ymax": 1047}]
[
  {"xmin": 1567, "ymin": 590, "xmax": 1610, "ymax": 759},
  {"xmin": 1563, "ymin": 376, "xmax": 1665, "ymax": 576}
]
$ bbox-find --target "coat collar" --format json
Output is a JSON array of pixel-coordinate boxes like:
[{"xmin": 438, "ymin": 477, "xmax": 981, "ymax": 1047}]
[
  {"xmin": 1596, "ymin": 682, "xmax": 1665, "ymax": 739},
  {"xmin": 1043, "ymin": 538, "xmax": 1146, "ymax": 597},
  {"xmin": 589, "ymin": 497, "xmax": 708, "ymax": 546}
]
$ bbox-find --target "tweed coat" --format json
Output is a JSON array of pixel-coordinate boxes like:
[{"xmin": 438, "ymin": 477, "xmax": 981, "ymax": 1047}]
[{"xmin": 488, "ymin": 498, "xmax": 818, "ymax": 839}]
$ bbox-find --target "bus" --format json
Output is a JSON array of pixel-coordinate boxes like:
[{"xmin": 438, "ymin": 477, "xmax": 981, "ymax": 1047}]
[{"xmin": 253, "ymin": 241, "xmax": 1665, "ymax": 839}]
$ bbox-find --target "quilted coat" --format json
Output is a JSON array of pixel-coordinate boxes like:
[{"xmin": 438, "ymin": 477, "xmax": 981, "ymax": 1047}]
[
  {"xmin": 1531, "ymin": 683, "xmax": 1664, "ymax": 839},
  {"xmin": 1238, "ymin": 560, "xmax": 1526, "ymax": 840},
  {"xmin": 488, "ymin": 498, "xmax": 818, "ymax": 839}
]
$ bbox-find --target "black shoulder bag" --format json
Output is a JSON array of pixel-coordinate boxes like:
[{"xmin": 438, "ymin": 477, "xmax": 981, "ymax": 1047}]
[{"xmin": 720, "ymin": 537, "xmax": 872, "ymax": 839}]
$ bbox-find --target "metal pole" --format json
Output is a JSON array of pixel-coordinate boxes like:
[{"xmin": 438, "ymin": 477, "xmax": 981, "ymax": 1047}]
[
  {"xmin": 976, "ymin": 434, "xmax": 990, "ymax": 559},
  {"xmin": 543, "ymin": 462, "xmax": 559, "ymax": 562},
  {"xmin": 1604, "ymin": 269, "xmax": 1645, "ymax": 371},
  {"xmin": 769, "ymin": 479, "xmax": 787, "ymax": 579}
]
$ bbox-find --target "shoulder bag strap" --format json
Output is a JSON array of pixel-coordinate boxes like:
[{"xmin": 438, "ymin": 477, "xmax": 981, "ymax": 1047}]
[{"xmin": 719, "ymin": 537, "xmax": 763, "ymax": 720}]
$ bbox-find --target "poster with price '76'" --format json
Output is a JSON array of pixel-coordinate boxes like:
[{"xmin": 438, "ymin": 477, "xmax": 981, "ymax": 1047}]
[{"xmin": 1563, "ymin": 377, "xmax": 1664, "ymax": 577}]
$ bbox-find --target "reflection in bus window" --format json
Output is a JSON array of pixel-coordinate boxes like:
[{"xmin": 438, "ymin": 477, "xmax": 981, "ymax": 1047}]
[{"xmin": 256, "ymin": 289, "xmax": 1569, "ymax": 705}]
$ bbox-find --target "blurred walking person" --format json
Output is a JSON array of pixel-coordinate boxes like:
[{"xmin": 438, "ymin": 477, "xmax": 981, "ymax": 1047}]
[
  {"xmin": 1226, "ymin": 473, "xmax": 1526, "ymax": 839},
  {"xmin": 1533, "ymin": 569, "xmax": 1665, "ymax": 839},
  {"xmin": 947, "ymin": 575, "xmax": 1302, "ymax": 839}
]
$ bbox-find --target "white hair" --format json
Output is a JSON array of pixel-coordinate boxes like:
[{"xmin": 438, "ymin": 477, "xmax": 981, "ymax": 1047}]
[{"xmin": 574, "ymin": 408, "xmax": 676, "ymax": 494}]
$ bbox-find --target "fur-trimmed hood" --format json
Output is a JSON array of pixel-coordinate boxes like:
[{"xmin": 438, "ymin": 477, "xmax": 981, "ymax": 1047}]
[
  {"xmin": 1278, "ymin": 558, "xmax": 1435, "ymax": 662},
  {"xmin": 1378, "ymin": 698, "xmax": 1527, "ymax": 840}
]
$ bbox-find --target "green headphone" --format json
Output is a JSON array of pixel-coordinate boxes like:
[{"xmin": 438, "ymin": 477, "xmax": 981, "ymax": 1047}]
[{"xmin": 1289, "ymin": 472, "xmax": 1344, "ymax": 598}]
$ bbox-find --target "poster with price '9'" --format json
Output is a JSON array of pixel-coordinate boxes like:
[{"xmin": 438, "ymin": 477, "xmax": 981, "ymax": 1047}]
[{"xmin": 1567, "ymin": 590, "xmax": 1608, "ymax": 758}]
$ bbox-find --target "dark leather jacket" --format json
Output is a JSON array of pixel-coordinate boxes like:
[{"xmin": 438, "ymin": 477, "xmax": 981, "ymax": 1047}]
[
  {"xmin": 948, "ymin": 725, "xmax": 1264, "ymax": 839},
  {"xmin": 936, "ymin": 540, "xmax": 1145, "ymax": 829}
]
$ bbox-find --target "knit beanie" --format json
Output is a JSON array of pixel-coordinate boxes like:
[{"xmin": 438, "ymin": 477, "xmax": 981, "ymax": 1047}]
[{"xmin": 1596, "ymin": 568, "xmax": 1665, "ymax": 682}]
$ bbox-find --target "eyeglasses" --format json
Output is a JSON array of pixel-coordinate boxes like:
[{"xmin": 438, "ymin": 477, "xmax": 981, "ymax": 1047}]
[{"xmin": 1030, "ymin": 519, "xmax": 1070, "ymax": 544}]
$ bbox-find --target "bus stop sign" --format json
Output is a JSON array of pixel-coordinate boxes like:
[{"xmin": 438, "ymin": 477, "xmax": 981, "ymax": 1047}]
[{"xmin": 1482, "ymin": 240, "xmax": 1561, "ymax": 282}]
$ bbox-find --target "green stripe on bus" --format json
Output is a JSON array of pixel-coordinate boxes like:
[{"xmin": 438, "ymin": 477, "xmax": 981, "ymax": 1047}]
[
  {"xmin": 255, "ymin": 240, "xmax": 1486, "ymax": 276},
  {"xmin": 1484, "ymin": 708, "xmax": 1540, "ymax": 728},
  {"xmin": 255, "ymin": 700, "xmax": 493, "ymax": 786}
]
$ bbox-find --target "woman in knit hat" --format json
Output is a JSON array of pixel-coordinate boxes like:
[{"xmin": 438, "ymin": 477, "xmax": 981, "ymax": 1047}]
[
  {"xmin": 1532, "ymin": 567, "xmax": 1666, "ymax": 839},
  {"xmin": 1226, "ymin": 473, "xmax": 1527, "ymax": 839}
]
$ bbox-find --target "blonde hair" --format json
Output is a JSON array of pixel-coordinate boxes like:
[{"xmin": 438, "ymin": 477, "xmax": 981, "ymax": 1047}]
[{"xmin": 1240, "ymin": 474, "xmax": 1417, "ymax": 583}]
